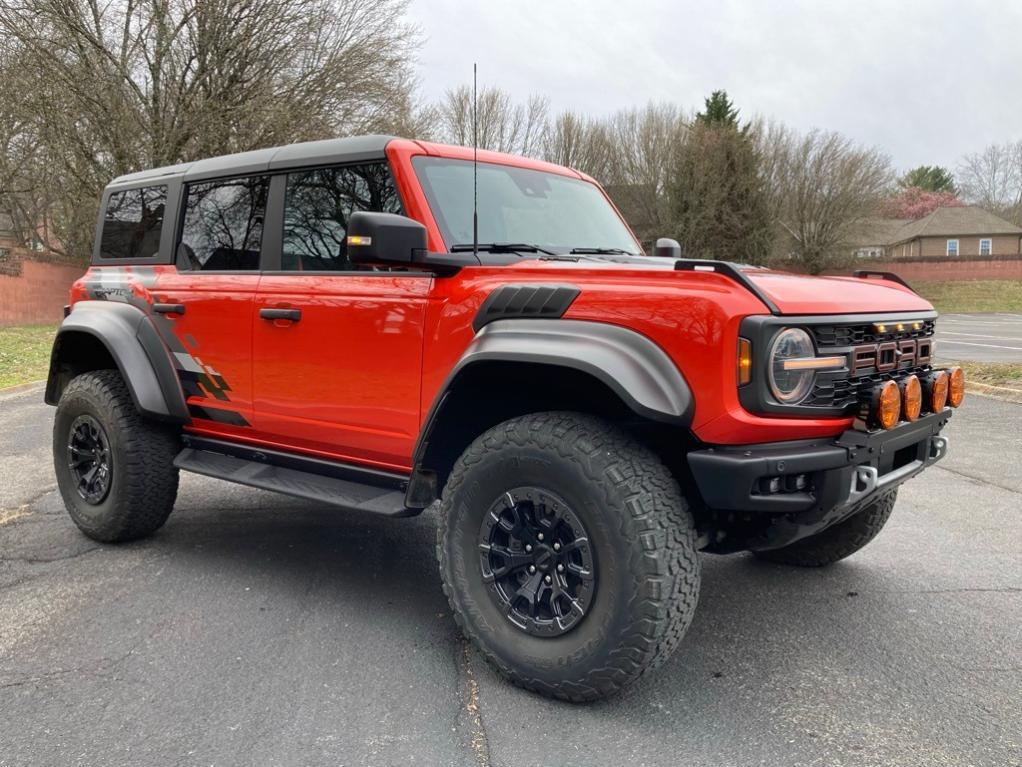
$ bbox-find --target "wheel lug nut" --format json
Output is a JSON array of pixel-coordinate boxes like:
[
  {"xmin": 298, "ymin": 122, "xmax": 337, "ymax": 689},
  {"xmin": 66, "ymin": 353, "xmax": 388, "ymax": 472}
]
[
  {"xmin": 553, "ymin": 542, "xmax": 561, "ymax": 551},
  {"xmin": 525, "ymin": 544, "xmax": 532, "ymax": 553},
  {"xmin": 537, "ymin": 533, "xmax": 544, "ymax": 541},
  {"xmin": 528, "ymin": 565, "xmax": 536, "ymax": 574},
  {"xmin": 557, "ymin": 564, "xmax": 564, "ymax": 573},
  {"xmin": 544, "ymin": 575, "xmax": 552, "ymax": 584}
]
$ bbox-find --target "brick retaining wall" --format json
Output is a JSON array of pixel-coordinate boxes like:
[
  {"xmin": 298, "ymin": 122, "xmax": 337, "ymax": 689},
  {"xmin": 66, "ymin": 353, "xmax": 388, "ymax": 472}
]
[
  {"xmin": 0, "ymin": 258, "xmax": 85, "ymax": 325},
  {"xmin": 824, "ymin": 257, "xmax": 1022, "ymax": 282}
]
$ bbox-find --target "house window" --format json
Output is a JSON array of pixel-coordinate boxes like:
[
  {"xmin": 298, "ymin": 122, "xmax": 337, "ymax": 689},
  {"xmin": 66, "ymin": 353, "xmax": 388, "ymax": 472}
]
[
  {"xmin": 980, "ymin": 238, "xmax": 992, "ymax": 256},
  {"xmin": 946, "ymin": 239, "xmax": 959, "ymax": 257}
]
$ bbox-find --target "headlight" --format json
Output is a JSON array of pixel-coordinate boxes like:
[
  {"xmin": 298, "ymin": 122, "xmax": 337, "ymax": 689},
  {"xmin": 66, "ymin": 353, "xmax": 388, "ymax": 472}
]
[{"xmin": 768, "ymin": 328, "xmax": 816, "ymax": 403}]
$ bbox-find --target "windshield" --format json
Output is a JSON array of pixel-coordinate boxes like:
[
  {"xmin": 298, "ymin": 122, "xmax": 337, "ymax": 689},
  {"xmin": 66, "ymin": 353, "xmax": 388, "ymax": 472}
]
[{"xmin": 412, "ymin": 157, "xmax": 641, "ymax": 255}]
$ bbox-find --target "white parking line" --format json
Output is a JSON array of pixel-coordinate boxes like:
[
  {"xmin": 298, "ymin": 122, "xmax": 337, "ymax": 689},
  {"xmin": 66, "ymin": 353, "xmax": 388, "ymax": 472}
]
[
  {"xmin": 940, "ymin": 321, "xmax": 1022, "ymax": 327},
  {"xmin": 936, "ymin": 339, "xmax": 1022, "ymax": 351},
  {"xmin": 940, "ymin": 331, "xmax": 1022, "ymax": 341}
]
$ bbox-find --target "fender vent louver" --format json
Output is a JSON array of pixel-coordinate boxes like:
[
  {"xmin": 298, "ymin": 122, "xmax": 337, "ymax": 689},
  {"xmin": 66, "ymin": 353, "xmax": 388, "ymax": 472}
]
[{"xmin": 473, "ymin": 284, "xmax": 581, "ymax": 331}]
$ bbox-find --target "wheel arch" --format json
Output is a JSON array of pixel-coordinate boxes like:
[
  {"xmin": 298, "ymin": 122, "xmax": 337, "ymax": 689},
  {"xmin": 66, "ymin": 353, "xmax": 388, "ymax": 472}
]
[
  {"xmin": 406, "ymin": 319, "xmax": 694, "ymax": 508},
  {"xmin": 45, "ymin": 302, "xmax": 188, "ymax": 423}
]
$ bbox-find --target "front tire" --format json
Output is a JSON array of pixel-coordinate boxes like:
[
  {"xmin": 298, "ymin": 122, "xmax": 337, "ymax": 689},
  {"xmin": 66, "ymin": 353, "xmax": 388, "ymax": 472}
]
[
  {"xmin": 437, "ymin": 412, "xmax": 700, "ymax": 702},
  {"xmin": 53, "ymin": 370, "xmax": 180, "ymax": 543},
  {"xmin": 754, "ymin": 490, "xmax": 898, "ymax": 567}
]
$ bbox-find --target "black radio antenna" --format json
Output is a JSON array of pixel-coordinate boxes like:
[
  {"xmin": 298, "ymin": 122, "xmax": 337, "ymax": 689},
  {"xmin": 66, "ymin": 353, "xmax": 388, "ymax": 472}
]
[{"xmin": 472, "ymin": 62, "xmax": 478, "ymax": 258}]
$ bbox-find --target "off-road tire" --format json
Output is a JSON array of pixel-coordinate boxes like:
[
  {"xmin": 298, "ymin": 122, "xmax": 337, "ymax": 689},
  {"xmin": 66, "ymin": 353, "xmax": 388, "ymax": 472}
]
[
  {"xmin": 754, "ymin": 489, "xmax": 898, "ymax": 567},
  {"xmin": 53, "ymin": 370, "xmax": 180, "ymax": 542},
  {"xmin": 437, "ymin": 412, "xmax": 700, "ymax": 702}
]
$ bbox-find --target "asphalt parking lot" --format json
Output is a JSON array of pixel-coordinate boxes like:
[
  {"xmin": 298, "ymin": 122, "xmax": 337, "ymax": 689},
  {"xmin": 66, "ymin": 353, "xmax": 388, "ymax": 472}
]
[
  {"xmin": 1, "ymin": 384, "xmax": 1020, "ymax": 767},
  {"xmin": 934, "ymin": 312, "xmax": 1022, "ymax": 363}
]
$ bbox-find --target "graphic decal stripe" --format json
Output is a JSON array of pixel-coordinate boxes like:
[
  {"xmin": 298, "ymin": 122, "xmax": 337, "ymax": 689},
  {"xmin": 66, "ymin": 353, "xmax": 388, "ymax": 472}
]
[
  {"xmin": 188, "ymin": 404, "xmax": 251, "ymax": 427},
  {"xmin": 82, "ymin": 266, "xmax": 250, "ymax": 427}
]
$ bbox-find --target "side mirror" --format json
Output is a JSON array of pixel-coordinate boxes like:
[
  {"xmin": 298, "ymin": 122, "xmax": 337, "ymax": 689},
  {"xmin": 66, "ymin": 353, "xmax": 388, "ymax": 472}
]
[
  {"xmin": 654, "ymin": 237, "xmax": 682, "ymax": 259},
  {"xmin": 347, "ymin": 212, "xmax": 428, "ymax": 265}
]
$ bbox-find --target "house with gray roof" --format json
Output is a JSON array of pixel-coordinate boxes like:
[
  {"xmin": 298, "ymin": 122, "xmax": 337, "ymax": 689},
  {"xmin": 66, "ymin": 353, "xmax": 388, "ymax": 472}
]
[{"xmin": 885, "ymin": 206, "xmax": 1022, "ymax": 259}]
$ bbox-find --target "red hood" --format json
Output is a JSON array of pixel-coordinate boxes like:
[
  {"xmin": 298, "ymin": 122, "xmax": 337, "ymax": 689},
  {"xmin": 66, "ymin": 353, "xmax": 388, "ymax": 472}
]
[{"xmin": 744, "ymin": 271, "xmax": 933, "ymax": 315}]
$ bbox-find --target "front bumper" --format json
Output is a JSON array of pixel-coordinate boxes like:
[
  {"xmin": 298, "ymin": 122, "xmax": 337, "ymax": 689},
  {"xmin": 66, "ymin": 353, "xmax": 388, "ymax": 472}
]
[{"xmin": 687, "ymin": 409, "xmax": 952, "ymax": 548}]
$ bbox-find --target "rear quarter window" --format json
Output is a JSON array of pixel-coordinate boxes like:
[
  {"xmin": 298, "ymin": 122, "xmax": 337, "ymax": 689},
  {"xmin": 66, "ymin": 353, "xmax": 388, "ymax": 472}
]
[{"xmin": 99, "ymin": 185, "xmax": 168, "ymax": 260}]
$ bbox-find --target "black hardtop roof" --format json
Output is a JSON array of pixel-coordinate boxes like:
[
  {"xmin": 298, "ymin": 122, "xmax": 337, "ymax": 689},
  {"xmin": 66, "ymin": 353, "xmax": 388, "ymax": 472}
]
[{"xmin": 107, "ymin": 134, "xmax": 398, "ymax": 189}]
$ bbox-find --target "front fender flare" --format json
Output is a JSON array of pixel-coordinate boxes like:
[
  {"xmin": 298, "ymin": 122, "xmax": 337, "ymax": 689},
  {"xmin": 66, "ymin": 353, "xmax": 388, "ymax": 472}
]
[
  {"xmin": 45, "ymin": 301, "xmax": 188, "ymax": 423},
  {"xmin": 449, "ymin": 319, "xmax": 693, "ymax": 425}
]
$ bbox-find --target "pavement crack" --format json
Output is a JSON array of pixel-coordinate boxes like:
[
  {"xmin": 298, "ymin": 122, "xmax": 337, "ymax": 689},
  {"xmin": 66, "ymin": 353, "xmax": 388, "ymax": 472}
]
[
  {"xmin": 932, "ymin": 464, "xmax": 1022, "ymax": 496},
  {"xmin": 0, "ymin": 484, "xmax": 57, "ymax": 527},
  {"xmin": 0, "ymin": 546, "xmax": 101, "ymax": 564},
  {"xmin": 456, "ymin": 639, "xmax": 492, "ymax": 767}
]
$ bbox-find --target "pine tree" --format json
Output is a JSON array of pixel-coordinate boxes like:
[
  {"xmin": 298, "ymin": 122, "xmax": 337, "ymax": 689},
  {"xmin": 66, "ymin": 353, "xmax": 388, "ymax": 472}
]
[
  {"xmin": 695, "ymin": 90, "xmax": 740, "ymax": 128},
  {"xmin": 667, "ymin": 93, "xmax": 771, "ymax": 263}
]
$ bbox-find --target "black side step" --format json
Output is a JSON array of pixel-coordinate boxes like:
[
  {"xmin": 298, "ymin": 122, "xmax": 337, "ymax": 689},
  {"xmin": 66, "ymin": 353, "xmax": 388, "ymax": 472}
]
[{"xmin": 174, "ymin": 448, "xmax": 417, "ymax": 517}]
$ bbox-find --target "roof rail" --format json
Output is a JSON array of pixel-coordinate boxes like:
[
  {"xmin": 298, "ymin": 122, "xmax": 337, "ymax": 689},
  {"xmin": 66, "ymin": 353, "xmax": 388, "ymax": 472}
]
[
  {"xmin": 852, "ymin": 270, "xmax": 916, "ymax": 293},
  {"xmin": 674, "ymin": 259, "xmax": 781, "ymax": 315}
]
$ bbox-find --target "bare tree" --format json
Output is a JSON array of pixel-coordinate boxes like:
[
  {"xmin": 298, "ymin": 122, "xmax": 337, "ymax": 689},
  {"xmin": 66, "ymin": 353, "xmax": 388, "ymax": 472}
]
[
  {"xmin": 762, "ymin": 126, "xmax": 892, "ymax": 274},
  {"xmin": 957, "ymin": 141, "xmax": 1022, "ymax": 225},
  {"xmin": 541, "ymin": 111, "xmax": 616, "ymax": 181},
  {"xmin": 0, "ymin": 0, "xmax": 420, "ymax": 261},
  {"xmin": 605, "ymin": 103, "xmax": 688, "ymax": 247},
  {"xmin": 435, "ymin": 85, "xmax": 548, "ymax": 156}
]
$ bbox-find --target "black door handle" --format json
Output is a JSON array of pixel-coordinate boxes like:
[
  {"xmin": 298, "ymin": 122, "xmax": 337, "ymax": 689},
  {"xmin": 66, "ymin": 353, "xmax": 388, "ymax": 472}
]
[
  {"xmin": 153, "ymin": 303, "xmax": 185, "ymax": 315},
  {"xmin": 259, "ymin": 308, "xmax": 301, "ymax": 322}
]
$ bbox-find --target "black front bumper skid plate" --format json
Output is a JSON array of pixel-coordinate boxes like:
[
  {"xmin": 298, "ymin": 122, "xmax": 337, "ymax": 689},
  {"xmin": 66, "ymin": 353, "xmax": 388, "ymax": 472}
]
[{"xmin": 688, "ymin": 409, "xmax": 953, "ymax": 516}]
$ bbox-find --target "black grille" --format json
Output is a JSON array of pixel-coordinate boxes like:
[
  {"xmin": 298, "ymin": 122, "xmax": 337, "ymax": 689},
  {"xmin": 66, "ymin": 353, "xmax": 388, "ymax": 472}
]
[
  {"xmin": 810, "ymin": 319, "xmax": 935, "ymax": 348},
  {"xmin": 806, "ymin": 319, "xmax": 937, "ymax": 410},
  {"xmin": 806, "ymin": 365, "xmax": 931, "ymax": 409}
]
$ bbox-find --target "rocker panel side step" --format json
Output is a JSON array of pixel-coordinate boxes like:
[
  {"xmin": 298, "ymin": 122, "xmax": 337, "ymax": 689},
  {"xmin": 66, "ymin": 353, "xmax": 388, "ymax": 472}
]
[{"xmin": 174, "ymin": 447, "xmax": 416, "ymax": 517}]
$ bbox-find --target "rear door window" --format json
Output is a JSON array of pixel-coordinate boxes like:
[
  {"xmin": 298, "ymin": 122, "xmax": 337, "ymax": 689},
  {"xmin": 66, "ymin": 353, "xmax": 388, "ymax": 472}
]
[
  {"xmin": 179, "ymin": 176, "xmax": 269, "ymax": 270},
  {"xmin": 99, "ymin": 185, "xmax": 168, "ymax": 260}
]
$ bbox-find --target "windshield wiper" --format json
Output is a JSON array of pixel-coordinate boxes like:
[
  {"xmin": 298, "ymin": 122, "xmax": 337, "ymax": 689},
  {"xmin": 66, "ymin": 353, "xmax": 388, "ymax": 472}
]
[
  {"xmin": 569, "ymin": 247, "xmax": 639, "ymax": 256},
  {"xmin": 450, "ymin": 242, "xmax": 555, "ymax": 255}
]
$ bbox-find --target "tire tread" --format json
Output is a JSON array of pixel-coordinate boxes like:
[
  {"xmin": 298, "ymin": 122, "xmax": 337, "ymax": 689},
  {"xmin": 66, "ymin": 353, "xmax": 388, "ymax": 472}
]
[{"xmin": 437, "ymin": 411, "xmax": 700, "ymax": 702}]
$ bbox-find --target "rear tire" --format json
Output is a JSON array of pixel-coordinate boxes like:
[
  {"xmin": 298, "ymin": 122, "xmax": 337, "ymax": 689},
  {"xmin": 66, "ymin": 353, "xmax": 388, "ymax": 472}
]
[
  {"xmin": 754, "ymin": 490, "xmax": 898, "ymax": 567},
  {"xmin": 437, "ymin": 412, "xmax": 700, "ymax": 702},
  {"xmin": 53, "ymin": 370, "xmax": 180, "ymax": 543}
]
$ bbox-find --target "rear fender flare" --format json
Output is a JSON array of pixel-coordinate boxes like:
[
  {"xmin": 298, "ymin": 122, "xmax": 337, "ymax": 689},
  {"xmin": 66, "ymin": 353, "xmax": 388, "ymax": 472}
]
[{"xmin": 45, "ymin": 301, "xmax": 188, "ymax": 423}]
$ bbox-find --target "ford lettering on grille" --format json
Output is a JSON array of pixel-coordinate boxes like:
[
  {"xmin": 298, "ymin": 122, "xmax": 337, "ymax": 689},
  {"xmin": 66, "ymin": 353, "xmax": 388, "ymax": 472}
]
[{"xmin": 851, "ymin": 338, "xmax": 933, "ymax": 374}]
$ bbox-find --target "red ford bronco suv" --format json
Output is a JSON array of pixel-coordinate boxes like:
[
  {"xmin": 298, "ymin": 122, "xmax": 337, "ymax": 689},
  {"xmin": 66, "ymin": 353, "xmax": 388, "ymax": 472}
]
[{"xmin": 46, "ymin": 135, "xmax": 964, "ymax": 701}]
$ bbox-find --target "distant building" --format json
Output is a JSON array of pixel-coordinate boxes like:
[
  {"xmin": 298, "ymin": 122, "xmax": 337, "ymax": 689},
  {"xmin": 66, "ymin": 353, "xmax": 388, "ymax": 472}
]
[
  {"xmin": 851, "ymin": 206, "xmax": 1022, "ymax": 260},
  {"xmin": 848, "ymin": 218, "xmax": 912, "ymax": 259},
  {"xmin": 884, "ymin": 206, "xmax": 1022, "ymax": 258}
]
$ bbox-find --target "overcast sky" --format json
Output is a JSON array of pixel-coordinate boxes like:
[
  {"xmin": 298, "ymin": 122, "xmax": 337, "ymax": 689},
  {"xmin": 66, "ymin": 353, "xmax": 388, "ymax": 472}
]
[{"xmin": 406, "ymin": 0, "xmax": 1022, "ymax": 173}]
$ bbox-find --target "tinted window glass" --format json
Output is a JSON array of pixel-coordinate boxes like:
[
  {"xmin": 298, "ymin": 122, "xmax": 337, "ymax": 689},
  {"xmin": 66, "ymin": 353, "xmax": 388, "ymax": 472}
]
[
  {"xmin": 179, "ymin": 176, "xmax": 269, "ymax": 270},
  {"xmin": 99, "ymin": 185, "xmax": 167, "ymax": 260},
  {"xmin": 282, "ymin": 163, "xmax": 401, "ymax": 271}
]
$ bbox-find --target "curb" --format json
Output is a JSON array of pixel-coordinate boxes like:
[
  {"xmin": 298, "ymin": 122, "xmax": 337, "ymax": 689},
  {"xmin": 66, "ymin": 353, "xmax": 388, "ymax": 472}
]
[{"xmin": 965, "ymin": 380, "xmax": 1022, "ymax": 405}]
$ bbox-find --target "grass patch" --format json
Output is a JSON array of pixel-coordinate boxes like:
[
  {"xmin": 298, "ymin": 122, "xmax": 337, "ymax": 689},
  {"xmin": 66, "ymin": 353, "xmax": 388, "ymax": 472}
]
[
  {"xmin": 0, "ymin": 324, "xmax": 57, "ymax": 389},
  {"xmin": 914, "ymin": 280, "xmax": 1022, "ymax": 313},
  {"xmin": 958, "ymin": 362, "xmax": 1022, "ymax": 390}
]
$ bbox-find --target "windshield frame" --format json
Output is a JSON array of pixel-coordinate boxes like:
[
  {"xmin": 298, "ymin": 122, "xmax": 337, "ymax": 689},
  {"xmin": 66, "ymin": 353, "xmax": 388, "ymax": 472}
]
[{"xmin": 411, "ymin": 155, "xmax": 643, "ymax": 257}]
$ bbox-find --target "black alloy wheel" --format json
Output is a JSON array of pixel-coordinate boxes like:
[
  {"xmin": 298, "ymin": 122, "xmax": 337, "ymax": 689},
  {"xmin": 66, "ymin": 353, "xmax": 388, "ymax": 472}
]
[
  {"xmin": 67, "ymin": 414, "xmax": 113, "ymax": 505},
  {"xmin": 478, "ymin": 486, "xmax": 597, "ymax": 637}
]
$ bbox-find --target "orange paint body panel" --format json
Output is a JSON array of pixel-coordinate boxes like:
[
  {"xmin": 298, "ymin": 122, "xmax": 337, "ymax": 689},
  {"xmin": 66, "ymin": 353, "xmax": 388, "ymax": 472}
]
[{"xmin": 251, "ymin": 274, "xmax": 432, "ymax": 470}]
